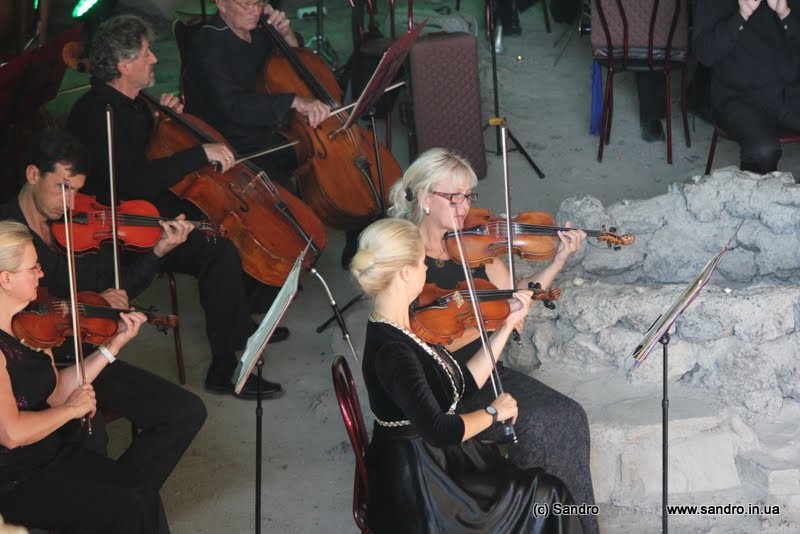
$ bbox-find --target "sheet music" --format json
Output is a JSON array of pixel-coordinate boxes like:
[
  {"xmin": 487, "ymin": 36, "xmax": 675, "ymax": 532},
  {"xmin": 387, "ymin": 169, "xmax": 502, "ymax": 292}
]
[
  {"xmin": 234, "ymin": 244, "xmax": 310, "ymax": 394},
  {"xmin": 630, "ymin": 221, "xmax": 744, "ymax": 367},
  {"xmin": 340, "ymin": 21, "xmax": 427, "ymax": 131}
]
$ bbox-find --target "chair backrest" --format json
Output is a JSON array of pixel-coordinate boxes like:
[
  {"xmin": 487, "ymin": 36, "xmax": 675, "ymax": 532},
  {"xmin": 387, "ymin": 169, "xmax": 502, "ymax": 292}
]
[
  {"xmin": 331, "ymin": 355, "xmax": 370, "ymax": 532},
  {"xmin": 172, "ymin": 18, "xmax": 204, "ymax": 104},
  {"xmin": 591, "ymin": 0, "xmax": 688, "ymax": 66}
]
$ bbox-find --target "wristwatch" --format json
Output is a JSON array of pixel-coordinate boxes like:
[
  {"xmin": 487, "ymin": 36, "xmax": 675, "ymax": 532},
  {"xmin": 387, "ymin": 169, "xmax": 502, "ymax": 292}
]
[{"xmin": 485, "ymin": 406, "xmax": 498, "ymax": 425}]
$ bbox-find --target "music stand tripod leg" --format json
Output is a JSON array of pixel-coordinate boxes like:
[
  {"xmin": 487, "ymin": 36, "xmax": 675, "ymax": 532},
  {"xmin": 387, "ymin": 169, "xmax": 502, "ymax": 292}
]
[{"xmin": 485, "ymin": 117, "xmax": 546, "ymax": 179}]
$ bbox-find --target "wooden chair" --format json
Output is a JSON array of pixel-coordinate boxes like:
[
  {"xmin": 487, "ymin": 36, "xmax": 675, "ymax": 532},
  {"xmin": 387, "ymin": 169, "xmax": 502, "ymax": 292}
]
[
  {"xmin": 161, "ymin": 270, "xmax": 186, "ymax": 384},
  {"xmin": 331, "ymin": 355, "xmax": 371, "ymax": 534},
  {"xmin": 591, "ymin": 0, "xmax": 691, "ymax": 164},
  {"xmin": 705, "ymin": 126, "xmax": 800, "ymax": 175}
]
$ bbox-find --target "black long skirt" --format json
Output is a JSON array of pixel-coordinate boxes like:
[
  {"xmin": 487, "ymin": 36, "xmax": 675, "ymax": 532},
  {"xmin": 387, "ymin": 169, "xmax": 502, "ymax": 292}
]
[{"xmin": 366, "ymin": 426, "xmax": 584, "ymax": 533}]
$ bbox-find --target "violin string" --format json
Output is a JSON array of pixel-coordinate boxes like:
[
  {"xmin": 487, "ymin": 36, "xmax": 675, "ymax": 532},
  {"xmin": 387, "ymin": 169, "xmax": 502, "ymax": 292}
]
[{"xmin": 485, "ymin": 220, "xmax": 603, "ymax": 237}]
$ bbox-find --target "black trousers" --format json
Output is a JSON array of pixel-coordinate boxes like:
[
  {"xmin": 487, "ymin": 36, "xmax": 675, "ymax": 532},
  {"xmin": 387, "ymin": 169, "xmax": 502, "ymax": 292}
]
[
  {"xmin": 159, "ymin": 230, "xmax": 258, "ymax": 383},
  {"xmin": 637, "ymin": 71, "xmax": 667, "ymax": 122},
  {"xmin": 72, "ymin": 361, "xmax": 207, "ymax": 490},
  {"xmin": 0, "ymin": 444, "xmax": 169, "ymax": 533},
  {"xmin": 712, "ymin": 92, "xmax": 800, "ymax": 174}
]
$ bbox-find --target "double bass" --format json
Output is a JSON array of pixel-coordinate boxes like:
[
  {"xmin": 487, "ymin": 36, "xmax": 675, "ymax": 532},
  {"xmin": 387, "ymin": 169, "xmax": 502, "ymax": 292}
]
[{"xmin": 257, "ymin": 17, "xmax": 403, "ymax": 230}]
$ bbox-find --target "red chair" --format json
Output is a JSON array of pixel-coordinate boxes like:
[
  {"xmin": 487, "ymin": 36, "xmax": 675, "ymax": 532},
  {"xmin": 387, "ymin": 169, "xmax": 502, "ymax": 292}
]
[
  {"xmin": 705, "ymin": 126, "xmax": 800, "ymax": 175},
  {"xmin": 591, "ymin": 0, "xmax": 691, "ymax": 164},
  {"xmin": 331, "ymin": 355, "xmax": 371, "ymax": 534}
]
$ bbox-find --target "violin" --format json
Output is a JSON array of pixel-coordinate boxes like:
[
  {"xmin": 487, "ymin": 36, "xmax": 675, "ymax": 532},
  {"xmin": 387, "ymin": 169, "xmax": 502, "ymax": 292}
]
[
  {"xmin": 409, "ymin": 279, "xmax": 560, "ymax": 346},
  {"xmin": 257, "ymin": 16, "xmax": 403, "ymax": 229},
  {"xmin": 50, "ymin": 192, "xmax": 221, "ymax": 254},
  {"xmin": 444, "ymin": 207, "xmax": 636, "ymax": 267},
  {"xmin": 11, "ymin": 287, "xmax": 177, "ymax": 350}
]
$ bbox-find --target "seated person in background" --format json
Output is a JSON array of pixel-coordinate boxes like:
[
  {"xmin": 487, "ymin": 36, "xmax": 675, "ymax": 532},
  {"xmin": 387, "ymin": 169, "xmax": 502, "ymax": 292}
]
[
  {"xmin": 387, "ymin": 148, "xmax": 598, "ymax": 534},
  {"xmin": 694, "ymin": 0, "xmax": 800, "ymax": 174},
  {"xmin": 351, "ymin": 217, "xmax": 584, "ymax": 534},
  {"xmin": 637, "ymin": 71, "xmax": 667, "ymax": 142},
  {"xmin": 66, "ymin": 14, "xmax": 285, "ymax": 399},
  {"xmin": 0, "ymin": 128, "xmax": 206, "ymax": 490},
  {"xmin": 0, "ymin": 220, "xmax": 168, "ymax": 533},
  {"xmin": 183, "ymin": 0, "xmax": 331, "ymax": 175}
]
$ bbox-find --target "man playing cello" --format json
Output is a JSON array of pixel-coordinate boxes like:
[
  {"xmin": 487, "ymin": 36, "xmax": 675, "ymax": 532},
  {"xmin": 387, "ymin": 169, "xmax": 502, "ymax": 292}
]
[{"xmin": 67, "ymin": 14, "xmax": 285, "ymax": 399}]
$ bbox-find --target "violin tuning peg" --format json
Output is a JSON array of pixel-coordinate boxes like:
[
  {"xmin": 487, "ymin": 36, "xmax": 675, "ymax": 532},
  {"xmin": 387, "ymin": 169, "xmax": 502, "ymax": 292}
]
[
  {"xmin": 544, "ymin": 300, "xmax": 556, "ymax": 310},
  {"xmin": 613, "ymin": 244, "xmax": 621, "ymax": 251},
  {"xmin": 609, "ymin": 226, "xmax": 617, "ymax": 233}
]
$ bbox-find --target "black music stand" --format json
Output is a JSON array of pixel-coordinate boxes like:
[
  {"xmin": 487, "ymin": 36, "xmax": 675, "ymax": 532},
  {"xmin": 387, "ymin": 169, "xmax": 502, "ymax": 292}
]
[
  {"xmin": 233, "ymin": 246, "xmax": 308, "ymax": 534},
  {"xmin": 629, "ymin": 221, "xmax": 743, "ymax": 534}
]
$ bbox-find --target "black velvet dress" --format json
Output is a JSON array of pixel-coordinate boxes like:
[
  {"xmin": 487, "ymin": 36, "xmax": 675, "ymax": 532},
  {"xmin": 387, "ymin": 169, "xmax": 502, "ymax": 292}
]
[
  {"xmin": 362, "ymin": 319, "xmax": 584, "ymax": 533},
  {"xmin": 0, "ymin": 330, "xmax": 169, "ymax": 533},
  {"xmin": 425, "ymin": 257, "xmax": 599, "ymax": 534}
]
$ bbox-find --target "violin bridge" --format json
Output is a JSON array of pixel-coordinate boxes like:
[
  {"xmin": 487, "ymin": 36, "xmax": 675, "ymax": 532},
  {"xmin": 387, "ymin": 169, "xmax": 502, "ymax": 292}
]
[{"xmin": 453, "ymin": 291, "xmax": 464, "ymax": 308}]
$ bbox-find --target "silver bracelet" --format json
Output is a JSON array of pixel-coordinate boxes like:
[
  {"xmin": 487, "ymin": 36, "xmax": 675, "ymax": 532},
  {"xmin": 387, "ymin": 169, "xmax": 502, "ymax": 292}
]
[{"xmin": 98, "ymin": 345, "xmax": 116, "ymax": 364}]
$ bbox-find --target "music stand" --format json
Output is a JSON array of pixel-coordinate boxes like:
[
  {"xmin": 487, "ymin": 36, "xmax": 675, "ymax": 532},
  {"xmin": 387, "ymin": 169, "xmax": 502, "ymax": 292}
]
[
  {"xmin": 629, "ymin": 220, "xmax": 744, "ymax": 534},
  {"xmin": 337, "ymin": 19, "xmax": 426, "ymax": 134},
  {"xmin": 233, "ymin": 244, "xmax": 309, "ymax": 534}
]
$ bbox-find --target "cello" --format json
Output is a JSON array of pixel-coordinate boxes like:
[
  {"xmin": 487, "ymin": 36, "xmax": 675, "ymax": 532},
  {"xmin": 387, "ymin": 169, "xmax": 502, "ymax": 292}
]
[
  {"xmin": 142, "ymin": 91, "xmax": 328, "ymax": 287},
  {"xmin": 257, "ymin": 15, "xmax": 403, "ymax": 230}
]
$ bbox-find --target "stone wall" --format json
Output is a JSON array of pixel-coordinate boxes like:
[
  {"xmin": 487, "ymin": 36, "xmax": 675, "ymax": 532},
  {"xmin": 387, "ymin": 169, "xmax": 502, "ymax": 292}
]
[{"xmin": 510, "ymin": 169, "xmax": 800, "ymax": 527}]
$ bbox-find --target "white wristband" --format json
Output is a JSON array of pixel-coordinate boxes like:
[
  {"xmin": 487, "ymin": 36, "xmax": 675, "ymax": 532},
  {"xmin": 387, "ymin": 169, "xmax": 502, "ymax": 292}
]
[{"xmin": 98, "ymin": 345, "xmax": 116, "ymax": 364}]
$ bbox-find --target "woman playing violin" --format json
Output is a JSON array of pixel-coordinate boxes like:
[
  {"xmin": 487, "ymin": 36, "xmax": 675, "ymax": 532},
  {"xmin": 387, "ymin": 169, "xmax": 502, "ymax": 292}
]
[
  {"xmin": 0, "ymin": 220, "xmax": 169, "ymax": 533},
  {"xmin": 387, "ymin": 148, "xmax": 599, "ymax": 534},
  {"xmin": 352, "ymin": 218, "xmax": 583, "ymax": 534}
]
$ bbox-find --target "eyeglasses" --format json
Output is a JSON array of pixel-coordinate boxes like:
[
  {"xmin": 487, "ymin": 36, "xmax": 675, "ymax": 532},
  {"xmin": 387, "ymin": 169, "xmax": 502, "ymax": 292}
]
[
  {"xmin": 229, "ymin": 0, "xmax": 267, "ymax": 10},
  {"xmin": 10, "ymin": 262, "xmax": 42, "ymax": 275},
  {"xmin": 430, "ymin": 191, "xmax": 479, "ymax": 205}
]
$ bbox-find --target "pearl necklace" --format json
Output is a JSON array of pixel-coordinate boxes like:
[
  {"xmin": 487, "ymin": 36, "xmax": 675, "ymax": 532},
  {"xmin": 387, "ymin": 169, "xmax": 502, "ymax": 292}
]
[{"xmin": 369, "ymin": 313, "xmax": 463, "ymax": 429}]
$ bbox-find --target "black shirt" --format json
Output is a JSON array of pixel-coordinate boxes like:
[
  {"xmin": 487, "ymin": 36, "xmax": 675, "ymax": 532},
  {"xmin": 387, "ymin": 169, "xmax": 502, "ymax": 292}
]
[
  {"xmin": 0, "ymin": 197, "xmax": 160, "ymax": 299},
  {"xmin": 66, "ymin": 79, "xmax": 208, "ymax": 216},
  {"xmin": 183, "ymin": 14, "xmax": 295, "ymax": 155},
  {"xmin": 694, "ymin": 0, "xmax": 800, "ymax": 110}
]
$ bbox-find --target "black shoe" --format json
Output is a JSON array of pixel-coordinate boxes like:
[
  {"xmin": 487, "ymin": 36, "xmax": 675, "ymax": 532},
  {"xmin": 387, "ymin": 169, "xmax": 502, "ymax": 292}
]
[
  {"xmin": 269, "ymin": 326, "xmax": 290, "ymax": 344},
  {"xmin": 205, "ymin": 375, "xmax": 284, "ymax": 400},
  {"xmin": 641, "ymin": 119, "xmax": 665, "ymax": 143}
]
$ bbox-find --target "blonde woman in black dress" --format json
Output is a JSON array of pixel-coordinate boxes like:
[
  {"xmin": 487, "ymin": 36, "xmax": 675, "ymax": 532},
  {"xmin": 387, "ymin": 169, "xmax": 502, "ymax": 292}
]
[
  {"xmin": 388, "ymin": 148, "xmax": 598, "ymax": 534},
  {"xmin": 351, "ymin": 217, "xmax": 584, "ymax": 533},
  {"xmin": 0, "ymin": 220, "xmax": 168, "ymax": 533}
]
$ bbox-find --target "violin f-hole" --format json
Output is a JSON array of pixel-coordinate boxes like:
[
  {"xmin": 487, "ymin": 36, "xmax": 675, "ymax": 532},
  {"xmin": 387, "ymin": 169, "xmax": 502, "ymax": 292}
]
[{"xmin": 227, "ymin": 182, "xmax": 251, "ymax": 212}]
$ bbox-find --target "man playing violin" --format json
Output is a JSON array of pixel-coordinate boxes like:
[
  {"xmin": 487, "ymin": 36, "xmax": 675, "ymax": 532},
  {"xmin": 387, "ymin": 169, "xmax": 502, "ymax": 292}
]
[
  {"xmin": 387, "ymin": 148, "xmax": 599, "ymax": 534},
  {"xmin": 66, "ymin": 14, "xmax": 286, "ymax": 400},
  {"xmin": 183, "ymin": 0, "xmax": 332, "ymax": 173},
  {"xmin": 0, "ymin": 127, "xmax": 206, "ymax": 499}
]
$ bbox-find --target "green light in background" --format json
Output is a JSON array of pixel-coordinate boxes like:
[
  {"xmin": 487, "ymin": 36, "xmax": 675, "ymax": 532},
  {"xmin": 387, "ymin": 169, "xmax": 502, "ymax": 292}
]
[
  {"xmin": 72, "ymin": 0, "xmax": 100, "ymax": 18},
  {"xmin": 34, "ymin": 0, "xmax": 39, "ymax": 10}
]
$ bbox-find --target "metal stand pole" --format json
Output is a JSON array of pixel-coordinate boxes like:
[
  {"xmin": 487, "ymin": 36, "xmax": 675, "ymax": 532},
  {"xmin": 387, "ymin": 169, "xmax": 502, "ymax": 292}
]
[
  {"xmin": 660, "ymin": 333, "xmax": 670, "ymax": 534},
  {"xmin": 255, "ymin": 357, "xmax": 264, "ymax": 534}
]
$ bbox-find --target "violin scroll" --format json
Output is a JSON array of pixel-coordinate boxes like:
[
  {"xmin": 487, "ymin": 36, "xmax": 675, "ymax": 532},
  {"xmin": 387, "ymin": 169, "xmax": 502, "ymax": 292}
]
[
  {"xmin": 528, "ymin": 282, "xmax": 560, "ymax": 310},
  {"xmin": 596, "ymin": 226, "xmax": 635, "ymax": 251}
]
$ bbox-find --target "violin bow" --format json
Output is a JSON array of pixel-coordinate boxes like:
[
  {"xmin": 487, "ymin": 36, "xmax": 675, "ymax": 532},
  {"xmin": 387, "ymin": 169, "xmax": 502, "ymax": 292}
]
[
  {"xmin": 61, "ymin": 181, "xmax": 91, "ymax": 435},
  {"xmin": 499, "ymin": 126, "xmax": 524, "ymax": 346},
  {"xmin": 105, "ymin": 105, "xmax": 121, "ymax": 290},
  {"xmin": 448, "ymin": 210, "xmax": 517, "ymax": 444}
]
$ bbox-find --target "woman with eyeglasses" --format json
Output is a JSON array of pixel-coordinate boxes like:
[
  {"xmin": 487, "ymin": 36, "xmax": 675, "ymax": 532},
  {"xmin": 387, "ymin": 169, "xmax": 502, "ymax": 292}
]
[
  {"xmin": 386, "ymin": 148, "xmax": 599, "ymax": 534},
  {"xmin": 352, "ymin": 217, "xmax": 583, "ymax": 533},
  {"xmin": 0, "ymin": 220, "xmax": 169, "ymax": 533}
]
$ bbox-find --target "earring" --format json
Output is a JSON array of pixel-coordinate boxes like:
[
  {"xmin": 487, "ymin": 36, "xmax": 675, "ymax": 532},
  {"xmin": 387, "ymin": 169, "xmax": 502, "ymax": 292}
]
[{"xmin": 424, "ymin": 206, "xmax": 430, "ymax": 215}]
